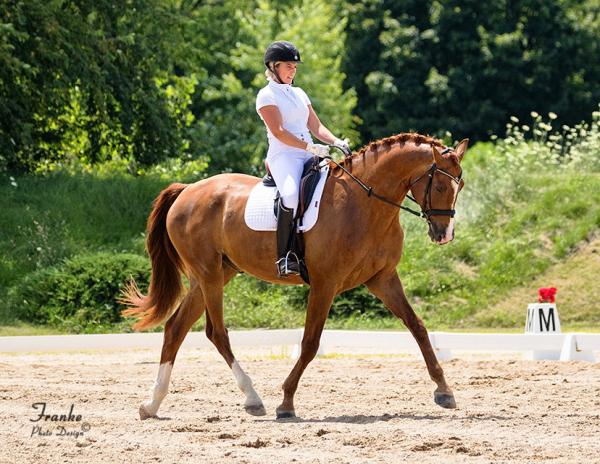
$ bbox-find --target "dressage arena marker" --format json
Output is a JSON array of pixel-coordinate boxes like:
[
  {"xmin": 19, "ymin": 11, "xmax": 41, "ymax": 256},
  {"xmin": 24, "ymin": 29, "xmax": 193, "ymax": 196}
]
[
  {"xmin": 526, "ymin": 303, "xmax": 561, "ymax": 333},
  {"xmin": 0, "ymin": 330, "xmax": 598, "ymax": 361},
  {"xmin": 525, "ymin": 302, "xmax": 562, "ymax": 360}
]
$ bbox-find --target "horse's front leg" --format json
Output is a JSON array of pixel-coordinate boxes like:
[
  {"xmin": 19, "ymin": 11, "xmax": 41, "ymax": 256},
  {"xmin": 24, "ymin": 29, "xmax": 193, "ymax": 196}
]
[
  {"xmin": 276, "ymin": 285, "xmax": 336, "ymax": 419},
  {"xmin": 366, "ymin": 270, "xmax": 456, "ymax": 409}
]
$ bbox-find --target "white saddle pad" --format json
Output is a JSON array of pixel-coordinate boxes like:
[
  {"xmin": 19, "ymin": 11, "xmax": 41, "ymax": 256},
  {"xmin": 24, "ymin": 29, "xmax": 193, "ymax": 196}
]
[{"xmin": 244, "ymin": 160, "xmax": 330, "ymax": 232}]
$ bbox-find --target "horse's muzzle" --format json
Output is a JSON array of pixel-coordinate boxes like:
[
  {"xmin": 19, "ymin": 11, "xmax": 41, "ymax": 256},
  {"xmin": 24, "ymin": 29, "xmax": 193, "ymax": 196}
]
[{"xmin": 429, "ymin": 219, "xmax": 455, "ymax": 245}]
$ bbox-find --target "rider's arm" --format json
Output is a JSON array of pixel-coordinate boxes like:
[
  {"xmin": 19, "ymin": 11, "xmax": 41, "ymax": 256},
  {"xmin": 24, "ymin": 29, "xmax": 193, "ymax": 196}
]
[
  {"xmin": 306, "ymin": 105, "xmax": 337, "ymax": 144},
  {"xmin": 258, "ymin": 105, "xmax": 308, "ymax": 150}
]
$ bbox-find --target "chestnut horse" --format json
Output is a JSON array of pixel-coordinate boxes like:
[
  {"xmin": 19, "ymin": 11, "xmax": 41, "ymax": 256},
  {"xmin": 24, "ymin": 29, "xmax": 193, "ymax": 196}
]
[{"xmin": 122, "ymin": 133, "xmax": 468, "ymax": 420}]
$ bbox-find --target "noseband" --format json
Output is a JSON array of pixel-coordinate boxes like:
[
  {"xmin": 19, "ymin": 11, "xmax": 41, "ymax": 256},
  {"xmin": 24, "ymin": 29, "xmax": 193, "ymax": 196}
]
[{"xmin": 326, "ymin": 146, "xmax": 462, "ymax": 223}]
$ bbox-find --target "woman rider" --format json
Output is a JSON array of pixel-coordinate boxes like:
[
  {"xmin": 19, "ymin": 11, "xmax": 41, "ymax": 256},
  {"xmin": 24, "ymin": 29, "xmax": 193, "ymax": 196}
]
[{"xmin": 256, "ymin": 41, "xmax": 350, "ymax": 277}]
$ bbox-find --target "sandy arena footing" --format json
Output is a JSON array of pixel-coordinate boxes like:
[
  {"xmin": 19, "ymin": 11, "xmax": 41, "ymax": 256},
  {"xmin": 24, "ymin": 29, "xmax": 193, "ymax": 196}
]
[{"xmin": 1, "ymin": 347, "xmax": 599, "ymax": 463}]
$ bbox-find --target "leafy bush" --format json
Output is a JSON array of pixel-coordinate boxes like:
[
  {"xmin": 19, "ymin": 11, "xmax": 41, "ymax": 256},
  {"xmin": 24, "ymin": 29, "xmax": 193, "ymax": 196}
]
[
  {"xmin": 1, "ymin": 1, "xmax": 199, "ymax": 173},
  {"xmin": 330, "ymin": 285, "xmax": 388, "ymax": 318},
  {"xmin": 220, "ymin": 275, "xmax": 306, "ymax": 329},
  {"xmin": 8, "ymin": 253, "xmax": 150, "ymax": 332}
]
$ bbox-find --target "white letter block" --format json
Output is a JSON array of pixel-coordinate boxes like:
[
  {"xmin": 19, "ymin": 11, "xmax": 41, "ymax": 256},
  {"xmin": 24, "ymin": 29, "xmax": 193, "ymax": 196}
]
[{"xmin": 525, "ymin": 303, "xmax": 561, "ymax": 360}]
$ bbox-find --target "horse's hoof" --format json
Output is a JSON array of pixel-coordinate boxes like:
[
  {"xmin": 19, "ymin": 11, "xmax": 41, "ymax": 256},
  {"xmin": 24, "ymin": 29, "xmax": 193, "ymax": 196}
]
[
  {"xmin": 434, "ymin": 392, "xmax": 457, "ymax": 409},
  {"xmin": 139, "ymin": 404, "xmax": 157, "ymax": 420},
  {"xmin": 245, "ymin": 404, "xmax": 267, "ymax": 416},
  {"xmin": 276, "ymin": 409, "xmax": 296, "ymax": 419}
]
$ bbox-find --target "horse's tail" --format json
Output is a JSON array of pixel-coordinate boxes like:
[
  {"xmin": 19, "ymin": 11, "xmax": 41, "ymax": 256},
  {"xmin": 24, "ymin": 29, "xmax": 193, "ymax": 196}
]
[{"xmin": 120, "ymin": 183, "xmax": 188, "ymax": 331}]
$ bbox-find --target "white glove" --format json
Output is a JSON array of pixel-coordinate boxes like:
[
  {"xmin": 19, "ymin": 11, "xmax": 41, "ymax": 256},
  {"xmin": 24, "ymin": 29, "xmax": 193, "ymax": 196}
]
[
  {"xmin": 333, "ymin": 137, "xmax": 350, "ymax": 151},
  {"xmin": 333, "ymin": 137, "xmax": 351, "ymax": 156},
  {"xmin": 306, "ymin": 142, "xmax": 330, "ymax": 157}
]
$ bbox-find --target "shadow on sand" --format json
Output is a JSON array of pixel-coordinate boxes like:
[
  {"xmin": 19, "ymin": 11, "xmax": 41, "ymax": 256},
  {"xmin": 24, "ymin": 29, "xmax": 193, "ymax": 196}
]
[{"xmin": 256, "ymin": 411, "xmax": 513, "ymax": 424}]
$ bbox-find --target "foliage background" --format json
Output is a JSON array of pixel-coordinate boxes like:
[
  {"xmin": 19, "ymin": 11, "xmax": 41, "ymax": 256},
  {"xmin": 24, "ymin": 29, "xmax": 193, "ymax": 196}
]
[{"xmin": 3, "ymin": 0, "xmax": 598, "ymax": 174}]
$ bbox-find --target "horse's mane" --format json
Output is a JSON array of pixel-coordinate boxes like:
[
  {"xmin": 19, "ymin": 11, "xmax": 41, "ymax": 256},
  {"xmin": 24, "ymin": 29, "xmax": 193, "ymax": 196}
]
[{"xmin": 329, "ymin": 132, "xmax": 458, "ymax": 170}]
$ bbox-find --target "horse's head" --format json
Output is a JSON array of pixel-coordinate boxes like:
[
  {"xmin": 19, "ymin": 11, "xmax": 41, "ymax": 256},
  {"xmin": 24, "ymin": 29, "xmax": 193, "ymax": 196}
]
[{"xmin": 408, "ymin": 139, "xmax": 468, "ymax": 245}]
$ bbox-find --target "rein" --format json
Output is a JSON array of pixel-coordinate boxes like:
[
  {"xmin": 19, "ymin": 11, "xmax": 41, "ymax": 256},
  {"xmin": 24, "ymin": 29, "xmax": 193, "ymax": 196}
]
[{"xmin": 325, "ymin": 146, "xmax": 462, "ymax": 222}]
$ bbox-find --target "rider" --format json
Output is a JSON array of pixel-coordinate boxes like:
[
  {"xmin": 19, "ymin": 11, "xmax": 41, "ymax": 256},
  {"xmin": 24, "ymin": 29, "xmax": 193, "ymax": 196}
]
[{"xmin": 256, "ymin": 40, "xmax": 350, "ymax": 277}]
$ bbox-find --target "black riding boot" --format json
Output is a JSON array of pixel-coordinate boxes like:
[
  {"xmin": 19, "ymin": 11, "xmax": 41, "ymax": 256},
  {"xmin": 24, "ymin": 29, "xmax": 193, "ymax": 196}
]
[{"xmin": 275, "ymin": 200, "xmax": 300, "ymax": 277}]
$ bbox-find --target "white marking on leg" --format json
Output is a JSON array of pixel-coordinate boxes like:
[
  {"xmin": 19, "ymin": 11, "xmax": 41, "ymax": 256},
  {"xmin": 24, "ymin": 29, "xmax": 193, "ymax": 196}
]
[
  {"xmin": 232, "ymin": 360, "xmax": 263, "ymax": 408},
  {"xmin": 142, "ymin": 362, "xmax": 172, "ymax": 416}
]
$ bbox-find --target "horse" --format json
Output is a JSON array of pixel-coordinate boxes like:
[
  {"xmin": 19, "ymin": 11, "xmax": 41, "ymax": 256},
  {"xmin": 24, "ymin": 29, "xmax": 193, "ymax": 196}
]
[{"xmin": 122, "ymin": 132, "xmax": 468, "ymax": 420}]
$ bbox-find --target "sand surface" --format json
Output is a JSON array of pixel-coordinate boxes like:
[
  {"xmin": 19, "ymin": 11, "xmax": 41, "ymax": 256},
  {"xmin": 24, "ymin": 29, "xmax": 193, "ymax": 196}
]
[{"xmin": 1, "ymin": 347, "xmax": 599, "ymax": 463}]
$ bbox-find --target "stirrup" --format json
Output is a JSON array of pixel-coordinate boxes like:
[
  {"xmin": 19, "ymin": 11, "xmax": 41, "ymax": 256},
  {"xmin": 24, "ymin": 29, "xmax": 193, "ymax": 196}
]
[{"xmin": 276, "ymin": 251, "xmax": 300, "ymax": 277}]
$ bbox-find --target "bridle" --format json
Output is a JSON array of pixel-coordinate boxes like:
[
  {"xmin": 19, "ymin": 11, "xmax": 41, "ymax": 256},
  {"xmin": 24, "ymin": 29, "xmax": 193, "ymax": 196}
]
[
  {"xmin": 405, "ymin": 148, "xmax": 463, "ymax": 220},
  {"xmin": 325, "ymin": 146, "xmax": 462, "ymax": 223}
]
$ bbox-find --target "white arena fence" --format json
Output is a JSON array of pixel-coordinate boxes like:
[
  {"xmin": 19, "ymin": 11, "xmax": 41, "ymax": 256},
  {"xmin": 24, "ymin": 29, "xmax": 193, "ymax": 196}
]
[{"xmin": 0, "ymin": 330, "xmax": 599, "ymax": 362}]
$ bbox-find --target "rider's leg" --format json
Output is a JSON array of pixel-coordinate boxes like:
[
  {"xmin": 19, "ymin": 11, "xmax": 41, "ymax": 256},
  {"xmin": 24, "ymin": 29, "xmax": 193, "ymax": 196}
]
[
  {"xmin": 275, "ymin": 197, "xmax": 299, "ymax": 276},
  {"xmin": 267, "ymin": 153, "xmax": 307, "ymax": 277},
  {"xmin": 268, "ymin": 153, "xmax": 305, "ymax": 216}
]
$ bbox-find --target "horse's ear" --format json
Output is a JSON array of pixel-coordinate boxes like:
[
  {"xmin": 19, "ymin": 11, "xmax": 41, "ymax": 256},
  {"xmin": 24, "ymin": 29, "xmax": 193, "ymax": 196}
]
[
  {"xmin": 432, "ymin": 145, "xmax": 443, "ymax": 164},
  {"xmin": 454, "ymin": 138, "xmax": 469, "ymax": 162}
]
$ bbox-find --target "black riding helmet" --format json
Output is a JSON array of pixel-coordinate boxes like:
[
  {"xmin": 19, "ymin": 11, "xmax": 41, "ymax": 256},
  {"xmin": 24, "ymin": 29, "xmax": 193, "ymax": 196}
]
[{"xmin": 263, "ymin": 41, "xmax": 302, "ymax": 66}]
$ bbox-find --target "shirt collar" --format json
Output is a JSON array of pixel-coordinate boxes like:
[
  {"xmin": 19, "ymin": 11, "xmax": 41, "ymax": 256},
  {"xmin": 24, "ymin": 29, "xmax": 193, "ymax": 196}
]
[{"xmin": 267, "ymin": 77, "xmax": 292, "ymax": 90}]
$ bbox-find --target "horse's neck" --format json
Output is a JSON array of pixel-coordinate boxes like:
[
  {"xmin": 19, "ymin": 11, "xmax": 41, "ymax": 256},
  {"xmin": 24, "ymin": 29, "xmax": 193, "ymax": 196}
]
[{"xmin": 349, "ymin": 143, "xmax": 429, "ymax": 205}]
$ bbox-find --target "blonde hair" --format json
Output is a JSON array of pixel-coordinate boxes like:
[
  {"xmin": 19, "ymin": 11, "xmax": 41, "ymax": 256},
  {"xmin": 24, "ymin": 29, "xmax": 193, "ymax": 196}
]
[{"xmin": 264, "ymin": 61, "xmax": 282, "ymax": 80}]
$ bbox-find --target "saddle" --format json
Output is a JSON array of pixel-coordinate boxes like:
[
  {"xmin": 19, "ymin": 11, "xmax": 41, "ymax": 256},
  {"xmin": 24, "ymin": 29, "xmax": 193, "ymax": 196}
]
[
  {"xmin": 261, "ymin": 155, "xmax": 324, "ymax": 284},
  {"xmin": 262, "ymin": 155, "xmax": 323, "ymax": 224}
]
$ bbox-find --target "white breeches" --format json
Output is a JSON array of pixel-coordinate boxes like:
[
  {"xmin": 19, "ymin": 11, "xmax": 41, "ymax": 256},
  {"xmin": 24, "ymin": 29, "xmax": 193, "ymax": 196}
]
[{"xmin": 267, "ymin": 151, "xmax": 312, "ymax": 216}]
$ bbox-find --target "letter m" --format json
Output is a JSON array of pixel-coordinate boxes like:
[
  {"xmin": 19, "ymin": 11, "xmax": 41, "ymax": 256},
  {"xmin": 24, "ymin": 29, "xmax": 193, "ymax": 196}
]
[{"xmin": 539, "ymin": 307, "xmax": 556, "ymax": 332}]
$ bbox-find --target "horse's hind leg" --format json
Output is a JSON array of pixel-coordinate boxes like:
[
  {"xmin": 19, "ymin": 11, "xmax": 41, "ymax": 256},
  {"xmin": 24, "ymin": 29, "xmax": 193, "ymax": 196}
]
[
  {"xmin": 366, "ymin": 270, "xmax": 456, "ymax": 409},
  {"xmin": 139, "ymin": 278, "xmax": 206, "ymax": 419},
  {"xmin": 197, "ymin": 263, "xmax": 266, "ymax": 416}
]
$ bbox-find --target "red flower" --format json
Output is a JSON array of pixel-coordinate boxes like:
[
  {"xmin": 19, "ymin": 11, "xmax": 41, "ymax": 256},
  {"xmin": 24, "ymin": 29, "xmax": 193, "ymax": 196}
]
[{"xmin": 538, "ymin": 287, "xmax": 557, "ymax": 303}]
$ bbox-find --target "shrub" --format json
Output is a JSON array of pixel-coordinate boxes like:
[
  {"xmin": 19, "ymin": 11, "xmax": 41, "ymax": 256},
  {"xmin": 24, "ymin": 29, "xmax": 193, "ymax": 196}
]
[
  {"xmin": 8, "ymin": 252, "xmax": 150, "ymax": 332},
  {"xmin": 220, "ymin": 275, "xmax": 306, "ymax": 329},
  {"xmin": 329, "ymin": 285, "xmax": 388, "ymax": 318}
]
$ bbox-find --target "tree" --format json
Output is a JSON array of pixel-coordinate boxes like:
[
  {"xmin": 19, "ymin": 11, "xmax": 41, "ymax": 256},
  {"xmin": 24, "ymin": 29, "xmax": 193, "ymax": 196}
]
[
  {"xmin": 0, "ymin": 0, "xmax": 198, "ymax": 172},
  {"xmin": 342, "ymin": 0, "xmax": 600, "ymax": 142}
]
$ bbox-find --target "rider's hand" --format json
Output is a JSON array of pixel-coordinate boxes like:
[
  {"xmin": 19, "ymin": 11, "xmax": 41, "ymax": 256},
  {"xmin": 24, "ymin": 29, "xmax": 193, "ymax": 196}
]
[
  {"xmin": 333, "ymin": 137, "xmax": 350, "ymax": 151},
  {"xmin": 306, "ymin": 142, "xmax": 330, "ymax": 157},
  {"xmin": 333, "ymin": 137, "xmax": 352, "ymax": 157}
]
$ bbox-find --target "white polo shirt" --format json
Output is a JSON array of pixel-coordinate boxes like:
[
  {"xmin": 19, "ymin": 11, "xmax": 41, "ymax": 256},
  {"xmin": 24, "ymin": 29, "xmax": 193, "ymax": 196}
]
[{"xmin": 256, "ymin": 78, "xmax": 313, "ymax": 160}]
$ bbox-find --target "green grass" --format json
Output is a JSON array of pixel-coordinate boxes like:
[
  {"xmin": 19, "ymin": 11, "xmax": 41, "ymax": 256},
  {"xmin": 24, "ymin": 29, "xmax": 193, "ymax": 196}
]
[
  {"xmin": 1, "ymin": 114, "xmax": 599, "ymax": 334},
  {"xmin": 0, "ymin": 171, "xmax": 168, "ymax": 288},
  {"xmin": 0, "ymin": 322, "xmax": 71, "ymax": 336},
  {"xmin": 397, "ymin": 171, "xmax": 600, "ymax": 327},
  {"xmin": 0, "ymin": 171, "xmax": 170, "ymax": 330}
]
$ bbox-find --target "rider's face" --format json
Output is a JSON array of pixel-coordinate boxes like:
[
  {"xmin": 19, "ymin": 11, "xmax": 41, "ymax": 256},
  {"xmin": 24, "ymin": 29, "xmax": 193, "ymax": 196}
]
[{"xmin": 276, "ymin": 62, "xmax": 297, "ymax": 84}]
